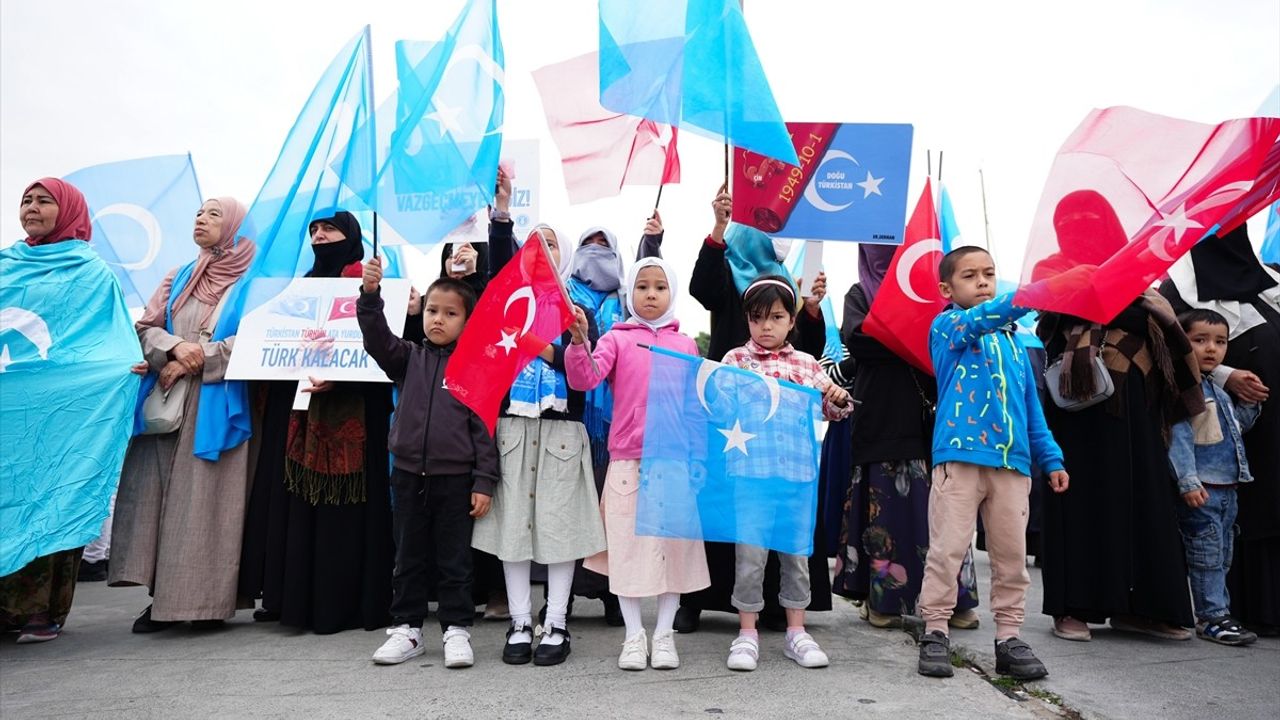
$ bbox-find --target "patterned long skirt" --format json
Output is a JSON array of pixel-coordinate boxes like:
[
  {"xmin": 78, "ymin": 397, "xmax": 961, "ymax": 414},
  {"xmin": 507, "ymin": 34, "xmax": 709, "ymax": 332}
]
[
  {"xmin": 0, "ymin": 547, "xmax": 83, "ymax": 628},
  {"xmin": 833, "ymin": 460, "xmax": 979, "ymax": 616}
]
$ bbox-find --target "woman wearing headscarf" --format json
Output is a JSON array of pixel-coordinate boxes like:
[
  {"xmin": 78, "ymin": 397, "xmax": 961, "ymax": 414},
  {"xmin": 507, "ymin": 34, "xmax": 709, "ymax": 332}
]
[
  {"xmin": 1037, "ymin": 195, "xmax": 1203, "ymax": 641},
  {"xmin": 1160, "ymin": 226, "xmax": 1280, "ymax": 635},
  {"xmin": 0, "ymin": 179, "xmax": 142, "ymax": 643},
  {"xmin": 109, "ymin": 197, "xmax": 258, "ymax": 632},
  {"xmin": 679, "ymin": 190, "xmax": 831, "ymax": 633},
  {"xmin": 237, "ymin": 210, "xmax": 394, "ymax": 635},
  {"xmin": 829, "ymin": 245, "xmax": 981, "ymax": 629}
]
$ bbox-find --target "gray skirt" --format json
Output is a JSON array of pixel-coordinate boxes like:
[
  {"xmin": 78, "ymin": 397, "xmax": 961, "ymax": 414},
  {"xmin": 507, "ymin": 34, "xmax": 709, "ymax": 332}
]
[{"xmin": 471, "ymin": 415, "xmax": 607, "ymax": 564}]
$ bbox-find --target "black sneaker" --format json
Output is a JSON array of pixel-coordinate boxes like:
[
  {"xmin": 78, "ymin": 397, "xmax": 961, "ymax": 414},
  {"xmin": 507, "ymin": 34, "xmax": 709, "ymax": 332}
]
[
  {"xmin": 673, "ymin": 606, "xmax": 700, "ymax": 634},
  {"xmin": 131, "ymin": 606, "xmax": 178, "ymax": 634},
  {"xmin": 77, "ymin": 559, "xmax": 108, "ymax": 582},
  {"xmin": 995, "ymin": 637, "xmax": 1048, "ymax": 680},
  {"xmin": 1197, "ymin": 616, "xmax": 1258, "ymax": 646},
  {"xmin": 253, "ymin": 608, "xmax": 280, "ymax": 623},
  {"xmin": 502, "ymin": 622, "xmax": 533, "ymax": 665},
  {"xmin": 917, "ymin": 630, "xmax": 954, "ymax": 677},
  {"xmin": 533, "ymin": 625, "xmax": 571, "ymax": 666}
]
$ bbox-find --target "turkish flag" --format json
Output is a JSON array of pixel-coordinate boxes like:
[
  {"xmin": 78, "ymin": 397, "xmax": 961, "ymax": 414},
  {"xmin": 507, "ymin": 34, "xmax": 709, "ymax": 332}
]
[
  {"xmin": 1017, "ymin": 106, "xmax": 1280, "ymax": 323},
  {"xmin": 445, "ymin": 233, "xmax": 575, "ymax": 435},
  {"xmin": 863, "ymin": 178, "xmax": 944, "ymax": 374},
  {"xmin": 532, "ymin": 51, "xmax": 680, "ymax": 205},
  {"xmin": 328, "ymin": 296, "xmax": 358, "ymax": 321}
]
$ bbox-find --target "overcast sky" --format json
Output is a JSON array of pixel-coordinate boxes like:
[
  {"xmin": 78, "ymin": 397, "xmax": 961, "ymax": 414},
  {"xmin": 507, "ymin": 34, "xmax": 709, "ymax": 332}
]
[{"xmin": 3, "ymin": 0, "xmax": 1277, "ymax": 335}]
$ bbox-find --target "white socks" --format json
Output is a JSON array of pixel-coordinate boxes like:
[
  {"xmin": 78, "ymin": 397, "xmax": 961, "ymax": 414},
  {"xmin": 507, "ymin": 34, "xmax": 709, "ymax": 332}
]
[
  {"xmin": 619, "ymin": 596, "xmax": 645, "ymax": 639},
  {"xmin": 617, "ymin": 593, "xmax": 681, "ymax": 639},
  {"xmin": 655, "ymin": 593, "xmax": 680, "ymax": 634},
  {"xmin": 502, "ymin": 560, "xmax": 533, "ymax": 644},
  {"xmin": 540, "ymin": 561, "xmax": 575, "ymax": 646}
]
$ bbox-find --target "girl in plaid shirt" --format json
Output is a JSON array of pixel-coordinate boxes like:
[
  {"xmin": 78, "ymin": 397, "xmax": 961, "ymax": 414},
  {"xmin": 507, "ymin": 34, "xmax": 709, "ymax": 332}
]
[{"xmin": 721, "ymin": 275, "xmax": 853, "ymax": 671}]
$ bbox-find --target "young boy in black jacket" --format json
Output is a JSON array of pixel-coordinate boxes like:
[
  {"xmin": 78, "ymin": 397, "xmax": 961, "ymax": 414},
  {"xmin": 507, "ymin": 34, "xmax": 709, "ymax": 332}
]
[{"xmin": 357, "ymin": 257, "xmax": 499, "ymax": 668}]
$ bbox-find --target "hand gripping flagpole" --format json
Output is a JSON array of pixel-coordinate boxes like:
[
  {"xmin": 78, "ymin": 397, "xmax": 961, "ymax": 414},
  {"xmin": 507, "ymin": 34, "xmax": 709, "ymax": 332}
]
[{"xmin": 534, "ymin": 227, "xmax": 599, "ymax": 376}]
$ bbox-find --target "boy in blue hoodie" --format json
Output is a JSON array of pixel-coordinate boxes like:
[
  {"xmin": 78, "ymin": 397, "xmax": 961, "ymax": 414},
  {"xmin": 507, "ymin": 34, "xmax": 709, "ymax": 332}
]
[{"xmin": 916, "ymin": 247, "xmax": 1069, "ymax": 680}]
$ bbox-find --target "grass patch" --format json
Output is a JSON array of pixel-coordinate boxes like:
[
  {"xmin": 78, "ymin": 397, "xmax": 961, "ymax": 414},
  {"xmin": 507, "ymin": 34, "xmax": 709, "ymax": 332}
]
[{"xmin": 1026, "ymin": 688, "xmax": 1064, "ymax": 706}]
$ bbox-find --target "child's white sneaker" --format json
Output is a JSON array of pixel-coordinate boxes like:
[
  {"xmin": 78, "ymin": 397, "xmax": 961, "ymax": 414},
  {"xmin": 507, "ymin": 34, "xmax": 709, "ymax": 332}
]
[
  {"xmin": 726, "ymin": 634, "xmax": 759, "ymax": 671},
  {"xmin": 618, "ymin": 630, "xmax": 648, "ymax": 671},
  {"xmin": 442, "ymin": 626, "xmax": 474, "ymax": 668},
  {"xmin": 650, "ymin": 629, "xmax": 680, "ymax": 669},
  {"xmin": 784, "ymin": 631, "xmax": 829, "ymax": 668},
  {"xmin": 372, "ymin": 624, "xmax": 425, "ymax": 665}
]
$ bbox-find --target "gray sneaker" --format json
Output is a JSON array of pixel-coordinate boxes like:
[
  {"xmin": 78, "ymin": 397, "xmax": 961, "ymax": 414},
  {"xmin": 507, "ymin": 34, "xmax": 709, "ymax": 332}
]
[
  {"xmin": 917, "ymin": 630, "xmax": 953, "ymax": 677},
  {"xmin": 994, "ymin": 637, "xmax": 1048, "ymax": 680}
]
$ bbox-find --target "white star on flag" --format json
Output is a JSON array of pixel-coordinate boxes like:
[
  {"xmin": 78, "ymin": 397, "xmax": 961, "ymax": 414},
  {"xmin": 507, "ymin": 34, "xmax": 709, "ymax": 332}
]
[
  {"xmin": 717, "ymin": 419, "xmax": 757, "ymax": 455},
  {"xmin": 496, "ymin": 329, "xmax": 518, "ymax": 355},
  {"xmin": 425, "ymin": 102, "xmax": 466, "ymax": 139},
  {"xmin": 1154, "ymin": 202, "xmax": 1204, "ymax": 243},
  {"xmin": 856, "ymin": 171, "xmax": 884, "ymax": 198}
]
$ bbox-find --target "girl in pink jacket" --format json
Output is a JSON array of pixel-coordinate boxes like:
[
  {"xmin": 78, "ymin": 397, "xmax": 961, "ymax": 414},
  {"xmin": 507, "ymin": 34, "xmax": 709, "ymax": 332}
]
[{"xmin": 565, "ymin": 257, "xmax": 710, "ymax": 672}]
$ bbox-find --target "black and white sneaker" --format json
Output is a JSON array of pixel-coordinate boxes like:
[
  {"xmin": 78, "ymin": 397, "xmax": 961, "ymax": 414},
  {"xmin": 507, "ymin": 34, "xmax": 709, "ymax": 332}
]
[
  {"xmin": 1197, "ymin": 616, "xmax": 1258, "ymax": 646},
  {"xmin": 917, "ymin": 630, "xmax": 954, "ymax": 677},
  {"xmin": 995, "ymin": 637, "xmax": 1048, "ymax": 680}
]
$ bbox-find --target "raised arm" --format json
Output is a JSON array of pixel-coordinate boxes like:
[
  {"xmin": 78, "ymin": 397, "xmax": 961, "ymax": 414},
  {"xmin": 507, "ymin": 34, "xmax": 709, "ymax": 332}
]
[
  {"xmin": 637, "ymin": 210, "xmax": 664, "ymax": 260},
  {"xmin": 357, "ymin": 258, "xmax": 412, "ymax": 382},
  {"xmin": 933, "ymin": 292, "xmax": 1032, "ymax": 352}
]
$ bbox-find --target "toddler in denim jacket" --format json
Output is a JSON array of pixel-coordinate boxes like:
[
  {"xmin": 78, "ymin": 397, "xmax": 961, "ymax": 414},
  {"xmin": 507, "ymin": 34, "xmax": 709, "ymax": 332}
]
[{"xmin": 1170, "ymin": 309, "xmax": 1261, "ymax": 646}]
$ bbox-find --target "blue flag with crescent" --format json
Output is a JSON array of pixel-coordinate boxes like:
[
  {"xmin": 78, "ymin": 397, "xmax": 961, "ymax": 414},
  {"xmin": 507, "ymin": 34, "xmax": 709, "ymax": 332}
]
[
  {"xmin": 0, "ymin": 241, "xmax": 141, "ymax": 576},
  {"xmin": 1262, "ymin": 201, "xmax": 1279, "ymax": 264},
  {"xmin": 637, "ymin": 347, "xmax": 822, "ymax": 556},
  {"xmin": 189, "ymin": 26, "xmax": 374, "ymax": 462},
  {"xmin": 598, "ymin": 0, "xmax": 797, "ymax": 165},
  {"xmin": 65, "ymin": 154, "xmax": 203, "ymax": 309},
  {"xmin": 342, "ymin": 0, "xmax": 505, "ymax": 249}
]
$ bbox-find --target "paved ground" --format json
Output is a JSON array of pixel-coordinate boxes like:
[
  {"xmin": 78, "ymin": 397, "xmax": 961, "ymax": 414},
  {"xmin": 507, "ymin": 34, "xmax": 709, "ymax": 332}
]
[{"xmin": 2, "ymin": 552, "xmax": 1276, "ymax": 719}]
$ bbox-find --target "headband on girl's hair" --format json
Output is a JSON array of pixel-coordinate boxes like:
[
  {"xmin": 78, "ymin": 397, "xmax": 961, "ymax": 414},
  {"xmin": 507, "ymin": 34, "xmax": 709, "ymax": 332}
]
[{"xmin": 744, "ymin": 278, "xmax": 796, "ymax": 305}]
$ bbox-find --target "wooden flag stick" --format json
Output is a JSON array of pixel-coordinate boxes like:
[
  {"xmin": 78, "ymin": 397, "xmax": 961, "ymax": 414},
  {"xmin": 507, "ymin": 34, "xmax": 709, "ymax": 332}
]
[{"xmin": 654, "ymin": 182, "xmax": 665, "ymax": 212}]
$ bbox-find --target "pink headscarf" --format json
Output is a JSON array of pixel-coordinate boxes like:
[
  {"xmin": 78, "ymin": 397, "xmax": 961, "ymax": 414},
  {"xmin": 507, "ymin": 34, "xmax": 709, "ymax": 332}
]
[
  {"xmin": 22, "ymin": 178, "xmax": 92, "ymax": 246},
  {"xmin": 142, "ymin": 197, "xmax": 256, "ymax": 329}
]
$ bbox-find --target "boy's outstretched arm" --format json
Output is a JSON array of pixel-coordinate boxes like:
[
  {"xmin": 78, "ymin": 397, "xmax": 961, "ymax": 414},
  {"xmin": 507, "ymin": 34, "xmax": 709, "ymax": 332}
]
[
  {"xmin": 357, "ymin": 258, "xmax": 411, "ymax": 382},
  {"xmin": 933, "ymin": 292, "xmax": 1033, "ymax": 352}
]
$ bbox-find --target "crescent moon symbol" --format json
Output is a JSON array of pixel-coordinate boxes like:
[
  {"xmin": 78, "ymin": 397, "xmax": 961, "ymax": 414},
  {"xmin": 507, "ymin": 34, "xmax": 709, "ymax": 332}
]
[
  {"xmin": 803, "ymin": 150, "xmax": 859, "ymax": 213},
  {"xmin": 695, "ymin": 360, "xmax": 782, "ymax": 422},
  {"xmin": 895, "ymin": 239, "xmax": 943, "ymax": 304},
  {"xmin": 0, "ymin": 306, "xmax": 53, "ymax": 359},
  {"xmin": 92, "ymin": 203, "xmax": 163, "ymax": 271},
  {"xmin": 1147, "ymin": 229, "xmax": 1176, "ymax": 262},
  {"xmin": 504, "ymin": 286, "xmax": 536, "ymax": 336},
  {"xmin": 404, "ymin": 126, "xmax": 424, "ymax": 157},
  {"xmin": 440, "ymin": 43, "xmax": 506, "ymax": 138}
]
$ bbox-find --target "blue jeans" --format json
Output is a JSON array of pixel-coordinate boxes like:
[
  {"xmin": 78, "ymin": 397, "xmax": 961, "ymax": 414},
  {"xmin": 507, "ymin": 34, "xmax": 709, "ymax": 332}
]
[{"xmin": 1175, "ymin": 485, "xmax": 1237, "ymax": 623}]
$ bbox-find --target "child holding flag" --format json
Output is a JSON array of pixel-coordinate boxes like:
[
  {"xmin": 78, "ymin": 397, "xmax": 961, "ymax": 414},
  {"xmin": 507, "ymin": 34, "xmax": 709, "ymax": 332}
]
[
  {"xmin": 720, "ymin": 275, "xmax": 853, "ymax": 671},
  {"xmin": 916, "ymin": 247, "xmax": 1069, "ymax": 681},
  {"xmin": 357, "ymin": 258, "xmax": 499, "ymax": 669},
  {"xmin": 565, "ymin": 257, "xmax": 710, "ymax": 671}
]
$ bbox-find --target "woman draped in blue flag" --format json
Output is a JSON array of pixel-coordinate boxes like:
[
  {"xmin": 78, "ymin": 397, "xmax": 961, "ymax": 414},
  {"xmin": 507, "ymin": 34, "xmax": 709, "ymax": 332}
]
[
  {"xmin": 109, "ymin": 197, "xmax": 258, "ymax": 632},
  {"xmin": 0, "ymin": 178, "xmax": 142, "ymax": 643}
]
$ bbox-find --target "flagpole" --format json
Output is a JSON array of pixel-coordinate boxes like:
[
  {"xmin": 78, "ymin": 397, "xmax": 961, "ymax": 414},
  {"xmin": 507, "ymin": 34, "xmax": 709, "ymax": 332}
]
[
  {"xmin": 979, "ymin": 168, "xmax": 992, "ymax": 252},
  {"xmin": 723, "ymin": 143, "xmax": 730, "ymax": 194},
  {"xmin": 938, "ymin": 150, "xmax": 944, "ymax": 183},
  {"xmin": 362, "ymin": 24, "xmax": 380, "ymax": 259}
]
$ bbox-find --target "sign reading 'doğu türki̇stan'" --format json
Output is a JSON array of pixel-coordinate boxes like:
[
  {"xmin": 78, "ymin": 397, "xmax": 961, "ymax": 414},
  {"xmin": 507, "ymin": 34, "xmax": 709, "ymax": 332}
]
[
  {"xmin": 732, "ymin": 122, "xmax": 913, "ymax": 245},
  {"xmin": 225, "ymin": 278, "xmax": 411, "ymax": 382}
]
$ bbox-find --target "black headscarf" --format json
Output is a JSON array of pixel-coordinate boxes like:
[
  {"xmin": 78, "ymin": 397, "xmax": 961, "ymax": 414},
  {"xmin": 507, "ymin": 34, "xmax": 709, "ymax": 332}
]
[
  {"xmin": 306, "ymin": 210, "xmax": 364, "ymax": 278},
  {"xmin": 1189, "ymin": 225, "xmax": 1277, "ymax": 302}
]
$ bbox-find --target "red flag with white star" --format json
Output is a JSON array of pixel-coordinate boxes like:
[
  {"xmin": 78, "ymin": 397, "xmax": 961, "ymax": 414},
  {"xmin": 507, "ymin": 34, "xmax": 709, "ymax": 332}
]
[
  {"xmin": 445, "ymin": 232, "xmax": 575, "ymax": 435},
  {"xmin": 863, "ymin": 178, "xmax": 945, "ymax": 374},
  {"xmin": 1017, "ymin": 106, "xmax": 1280, "ymax": 323}
]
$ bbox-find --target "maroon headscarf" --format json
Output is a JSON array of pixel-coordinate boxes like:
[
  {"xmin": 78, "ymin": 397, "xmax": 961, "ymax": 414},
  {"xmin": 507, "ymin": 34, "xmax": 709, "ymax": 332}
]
[
  {"xmin": 22, "ymin": 178, "xmax": 92, "ymax": 246},
  {"xmin": 858, "ymin": 243, "xmax": 896, "ymax": 302}
]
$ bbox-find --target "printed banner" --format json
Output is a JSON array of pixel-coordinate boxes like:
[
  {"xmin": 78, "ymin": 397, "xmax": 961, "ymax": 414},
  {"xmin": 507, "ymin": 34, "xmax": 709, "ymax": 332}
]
[
  {"xmin": 225, "ymin": 278, "xmax": 411, "ymax": 382},
  {"xmin": 732, "ymin": 122, "xmax": 913, "ymax": 244}
]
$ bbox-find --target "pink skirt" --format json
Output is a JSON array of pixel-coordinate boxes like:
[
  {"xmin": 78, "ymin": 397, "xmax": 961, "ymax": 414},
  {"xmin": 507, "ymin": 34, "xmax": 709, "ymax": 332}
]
[{"xmin": 583, "ymin": 459, "xmax": 710, "ymax": 597}]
